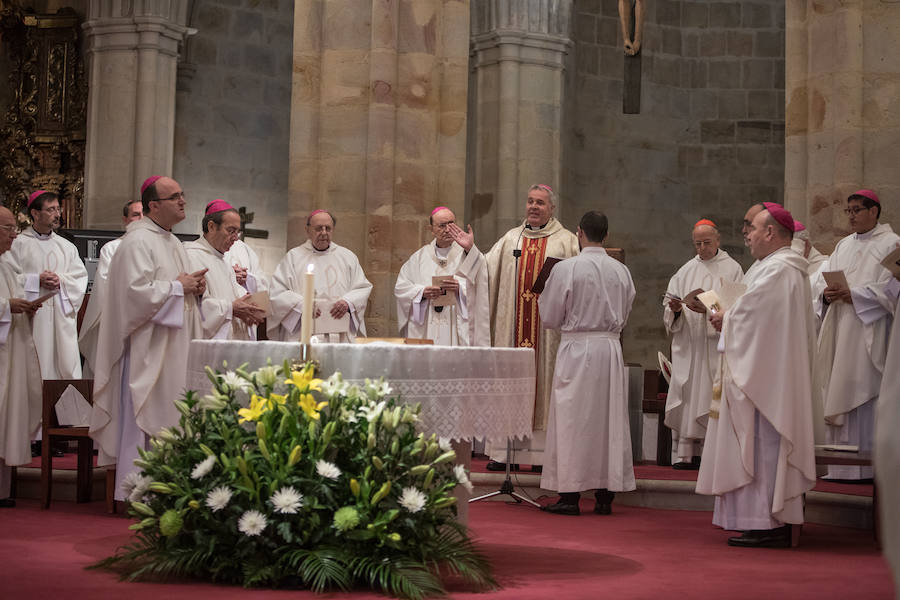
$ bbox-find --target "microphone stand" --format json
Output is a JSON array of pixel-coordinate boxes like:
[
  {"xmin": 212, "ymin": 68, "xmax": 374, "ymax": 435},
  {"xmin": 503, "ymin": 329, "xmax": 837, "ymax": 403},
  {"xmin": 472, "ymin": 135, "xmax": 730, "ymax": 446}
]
[{"xmin": 469, "ymin": 223, "xmax": 540, "ymax": 509}]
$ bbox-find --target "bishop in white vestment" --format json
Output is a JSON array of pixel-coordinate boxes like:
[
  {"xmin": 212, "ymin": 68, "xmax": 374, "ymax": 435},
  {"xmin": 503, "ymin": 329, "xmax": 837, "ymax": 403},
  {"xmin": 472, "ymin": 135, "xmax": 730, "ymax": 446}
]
[
  {"xmin": 186, "ymin": 201, "xmax": 266, "ymax": 340},
  {"xmin": 697, "ymin": 203, "xmax": 817, "ymax": 548},
  {"xmin": 484, "ymin": 185, "xmax": 579, "ymax": 468},
  {"xmin": 89, "ymin": 176, "xmax": 208, "ymax": 500},
  {"xmin": 268, "ymin": 210, "xmax": 372, "ymax": 342},
  {"xmin": 0, "ymin": 206, "xmax": 43, "ymax": 506},
  {"xmin": 4, "ymin": 191, "xmax": 87, "ymax": 381},
  {"xmin": 539, "ymin": 211, "xmax": 636, "ymax": 516},
  {"xmin": 663, "ymin": 219, "xmax": 743, "ymax": 467},
  {"xmin": 395, "ymin": 207, "xmax": 489, "ymax": 346},
  {"xmin": 811, "ymin": 190, "xmax": 900, "ymax": 480},
  {"xmin": 79, "ymin": 200, "xmax": 143, "ymax": 375}
]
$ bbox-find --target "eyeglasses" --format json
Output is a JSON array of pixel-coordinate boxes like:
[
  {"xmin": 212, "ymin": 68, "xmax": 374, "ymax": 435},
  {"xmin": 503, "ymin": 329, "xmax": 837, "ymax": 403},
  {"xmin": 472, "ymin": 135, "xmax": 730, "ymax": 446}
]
[
  {"xmin": 0, "ymin": 224, "xmax": 16, "ymax": 233},
  {"xmin": 155, "ymin": 191, "xmax": 186, "ymax": 202},
  {"xmin": 41, "ymin": 206, "xmax": 61, "ymax": 214},
  {"xmin": 844, "ymin": 206, "xmax": 870, "ymax": 215}
]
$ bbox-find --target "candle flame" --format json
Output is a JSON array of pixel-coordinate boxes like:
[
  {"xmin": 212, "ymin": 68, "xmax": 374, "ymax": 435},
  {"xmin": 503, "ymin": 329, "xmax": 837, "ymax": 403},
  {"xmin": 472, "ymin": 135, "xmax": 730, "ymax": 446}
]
[{"xmin": 306, "ymin": 263, "xmax": 315, "ymax": 274}]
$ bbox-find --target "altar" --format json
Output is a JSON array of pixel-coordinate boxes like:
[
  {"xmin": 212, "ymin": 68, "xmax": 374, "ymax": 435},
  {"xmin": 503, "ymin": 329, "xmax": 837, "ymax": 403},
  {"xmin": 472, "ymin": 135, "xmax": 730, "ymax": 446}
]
[{"xmin": 186, "ymin": 340, "xmax": 537, "ymax": 522}]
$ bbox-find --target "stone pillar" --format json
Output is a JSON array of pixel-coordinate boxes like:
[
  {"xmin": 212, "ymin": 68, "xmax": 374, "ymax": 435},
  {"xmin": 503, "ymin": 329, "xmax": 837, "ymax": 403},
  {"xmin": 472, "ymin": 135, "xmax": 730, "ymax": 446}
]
[
  {"xmin": 288, "ymin": 0, "xmax": 470, "ymax": 337},
  {"xmin": 467, "ymin": 0, "xmax": 572, "ymax": 243},
  {"xmin": 82, "ymin": 0, "xmax": 190, "ymax": 229},
  {"xmin": 785, "ymin": 1, "xmax": 900, "ymax": 249}
]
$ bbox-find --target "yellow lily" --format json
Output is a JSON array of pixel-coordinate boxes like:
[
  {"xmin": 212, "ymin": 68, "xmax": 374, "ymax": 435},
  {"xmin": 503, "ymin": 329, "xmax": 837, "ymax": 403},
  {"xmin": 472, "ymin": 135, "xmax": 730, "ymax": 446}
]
[
  {"xmin": 285, "ymin": 366, "xmax": 323, "ymax": 392},
  {"xmin": 238, "ymin": 394, "xmax": 270, "ymax": 423},
  {"xmin": 298, "ymin": 392, "xmax": 328, "ymax": 420},
  {"xmin": 270, "ymin": 393, "xmax": 287, "ymax": 405}
]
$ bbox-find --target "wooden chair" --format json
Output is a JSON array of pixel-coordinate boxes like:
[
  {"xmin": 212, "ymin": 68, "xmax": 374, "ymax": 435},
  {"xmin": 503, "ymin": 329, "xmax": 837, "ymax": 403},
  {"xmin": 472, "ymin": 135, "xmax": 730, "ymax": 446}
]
[
  {"xmin": 40, "ymin": 379, "xmax": 115, "ymax": 512},
  {"xmin": 642, "ymin": 369, "xmax": 672, "ymax": 466}
]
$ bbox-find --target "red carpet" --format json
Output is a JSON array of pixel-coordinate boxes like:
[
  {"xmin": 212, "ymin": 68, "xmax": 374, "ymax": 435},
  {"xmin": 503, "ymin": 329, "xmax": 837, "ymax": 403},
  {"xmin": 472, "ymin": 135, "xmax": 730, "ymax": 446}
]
[{"xmin": 0, "ymin": 497, "xmax": 892, "ymax": 599}]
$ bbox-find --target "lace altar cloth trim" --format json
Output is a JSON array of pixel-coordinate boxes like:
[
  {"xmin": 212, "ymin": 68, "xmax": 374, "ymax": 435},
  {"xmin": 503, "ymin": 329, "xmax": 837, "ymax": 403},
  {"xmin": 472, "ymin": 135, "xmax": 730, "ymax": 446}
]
[{"xmin": 186, "ymin": 340, "xmax": 536, "ymax": 441}]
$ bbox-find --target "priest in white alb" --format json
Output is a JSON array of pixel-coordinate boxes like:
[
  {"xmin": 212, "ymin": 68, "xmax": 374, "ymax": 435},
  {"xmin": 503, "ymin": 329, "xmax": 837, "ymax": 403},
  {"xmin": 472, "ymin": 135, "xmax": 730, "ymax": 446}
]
[
  {"xmin": 268, "ymin": 210, "xmax": 372, "ymax": 342},
  {"xmin": 89, "ymin": 176, "xmax": 208, "ymax": 500},
  {"xmin": 663, "ymin": 219, "xmax": 743, "ymax": 469},
  {"xmin": 394, "ymin": 206, "xmax": 489, "ymax": 346},
  {"xmin": 186, "ymin": 200, "xmax": 267, "ymax": 340},
  {"xmin": 484, "ymin": 184, "xmax": 579, "ymax": 470},
  {"xmin": 79, "ymin": 199, "xmax": 143, "ymax": 375},
  {"xmin": 5, "ymin": 191, "xmax": 87, "ymax": 381},
  {"xmin": 811, "ymin": 189, "xmax": 899, "ymax": 480},
  {"xmin": 0, "ymin": 206, "xmax": 44, "ymax": 508},
  {"xmin": 539, "ymin": 211, "xmax": 636, "ymax": 516},
  {"xmin": 698, "ymin": 203, "xmax": 817, "ymax": 548}
]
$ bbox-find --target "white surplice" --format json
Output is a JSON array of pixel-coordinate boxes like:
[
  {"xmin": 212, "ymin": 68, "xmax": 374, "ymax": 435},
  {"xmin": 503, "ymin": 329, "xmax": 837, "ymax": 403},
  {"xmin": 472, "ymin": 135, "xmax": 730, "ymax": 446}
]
[
  {"xmin": 811, "ymin": 223, "xmax": 900, "ymax": 479},
  {"xmin": 697, "ymin": 247, "xmax": 817, "ymax": 529},
  {"xmin": 4, "ymin": 228, "xmax": 87, "ymax": 379},
  {"xmin": 267, "ymin": 240, "xmax": 372, "ymax": 342},
  {"xmin": 875, "ymin": 278, "xmax": 900, "ymax": 591},
  {"xmin": 79, "ymin": 237, "xmax": 122, "ymax": 375},
  {"xmin": 186, "ymin": 237, "xmax": 252, "ymax": 341},
  {"xmin": 663, "ymin": 250, "xmax": 743, "ymax": 462},
  {"xmin": 224, "ymin": 239, "xmax": 268, "ymax": 293},
  {"xmin": 0, "ymin": 260, "xmax": 43, "ymax": 471},
  {"xmin": 88, "ymin": 218, "xmax": 199, "ymax": 498},
  {"xmin": 485, "ymin": 219, "xmax": 579, "ymax": 464},
  {"xmin": 538, "ymin": 247, "xmax": 636, "ymax": 493},
  {"xmin": 394, "ymin": 240, "xmax": 490, "ymax": 346},
  {"xmin": 791, "ymin": 237, "xmax": 828, "ymax": 277}
]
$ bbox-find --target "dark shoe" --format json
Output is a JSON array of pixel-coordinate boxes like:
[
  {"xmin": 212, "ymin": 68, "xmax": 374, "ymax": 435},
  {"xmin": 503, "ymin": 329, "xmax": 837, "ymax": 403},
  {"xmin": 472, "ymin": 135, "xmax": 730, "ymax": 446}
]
[
  {"xmin": 593, "ymin": 489, "xmax": 615, "ymax": 515},
  {"xmin": 52, "ymin": 448, "xmax": 65, "ymax": 458},
  {"xmin": 31, "ymin": 441, "xmax": 40, "ymax": 457},
  {"xmin": 542, "ymin": 501, "xmax": 580, "ymax": 515},
  {"xmin": 0, "ymin": 498, "xmax": 15, "ymax": 508},
  {"xmin": 486, "ymin": 460, "xmax": 518, "ymax": 472},
  {"xmin": 727, "ymin": 526, "xmax": 791, "ymax": 548},
  {"xmin": 530, "ymin": 465, "xmax": 543, "ymax": 473},
  {"xmin": 673, "ymin": 461, "xmax": 700, "ymax": 471}
]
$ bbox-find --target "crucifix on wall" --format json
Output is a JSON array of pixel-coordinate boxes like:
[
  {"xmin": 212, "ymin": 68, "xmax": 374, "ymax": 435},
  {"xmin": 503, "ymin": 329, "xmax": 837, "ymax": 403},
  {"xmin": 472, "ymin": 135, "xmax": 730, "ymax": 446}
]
[
  {"xmin": 236, "ymin": 206, "xmax": 269, "ymax": 240},
  {"xmin": 619, "ymin": 0, "xmax": 645, "ymax": 114}
]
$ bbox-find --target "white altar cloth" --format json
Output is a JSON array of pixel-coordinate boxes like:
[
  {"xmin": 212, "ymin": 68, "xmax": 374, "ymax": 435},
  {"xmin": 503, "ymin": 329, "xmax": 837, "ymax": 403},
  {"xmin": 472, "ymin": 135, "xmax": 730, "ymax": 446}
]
[{"xmin": 186, "ymin": 340, "xmax": 536, "ymax": 442}]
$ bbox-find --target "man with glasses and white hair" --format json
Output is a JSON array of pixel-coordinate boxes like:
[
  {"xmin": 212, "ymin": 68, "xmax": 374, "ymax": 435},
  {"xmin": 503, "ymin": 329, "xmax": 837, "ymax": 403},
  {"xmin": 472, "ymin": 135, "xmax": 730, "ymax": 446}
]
[
  {"xmin": 89, "ymin": 175, "xmax": 208, "ymax": 501},
  {"xmin": 811, "ymin": 189, "xmax": 900, "ymax": 481},
  {"xmin": 185, "ymin": 200, "xmax": 266, "ymax": 340}
]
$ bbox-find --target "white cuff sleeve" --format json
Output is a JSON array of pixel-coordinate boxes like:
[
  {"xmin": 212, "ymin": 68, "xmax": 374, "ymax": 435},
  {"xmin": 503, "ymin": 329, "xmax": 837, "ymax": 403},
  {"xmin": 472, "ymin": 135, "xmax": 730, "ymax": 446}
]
[
  {"xmin": 151, "ymin": 281, "xmax": 185, "ymax": 328},
  {"xmin": 282, "ymin": 302, "xmax": 303, "ymax": 334},
  {"xmin": 0, "ymin": 303, "xmax": 10, "ymax": 345},
  {"xmin": 24, "ymin": 273, "xmax": 40, "ymax": 301},
  {"xmin": 851, "ymin": 286, "xmax": 891, "ymax": 325},
  {"xmin": 56, "ymin": 286, "xmax": 74, "ymax": 316},
  {"xmin": 411, "ymin": 288, "xmax": 427, "ymax": 325},
  {"xmin": 244, "ymin": 272, "xmax": 258, "ymax": 294}
]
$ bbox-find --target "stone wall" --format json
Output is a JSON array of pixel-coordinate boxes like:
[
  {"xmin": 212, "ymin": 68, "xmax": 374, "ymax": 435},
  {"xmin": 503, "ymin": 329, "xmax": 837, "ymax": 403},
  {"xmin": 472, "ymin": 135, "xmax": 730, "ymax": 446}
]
[
  {"xmin": 565, "ymin": 0, "xmax": 785, "ymax": 366},
  {"xmin": 173, "ymin": 0, "xmax": 294, "ymax": 274}
]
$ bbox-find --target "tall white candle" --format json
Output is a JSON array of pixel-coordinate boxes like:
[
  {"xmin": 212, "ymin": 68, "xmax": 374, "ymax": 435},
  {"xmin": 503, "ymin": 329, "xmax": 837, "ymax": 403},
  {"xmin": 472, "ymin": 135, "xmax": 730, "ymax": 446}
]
[{"xmin": 300, "ymin": 263, "xmax": 315, "ymax": 345}]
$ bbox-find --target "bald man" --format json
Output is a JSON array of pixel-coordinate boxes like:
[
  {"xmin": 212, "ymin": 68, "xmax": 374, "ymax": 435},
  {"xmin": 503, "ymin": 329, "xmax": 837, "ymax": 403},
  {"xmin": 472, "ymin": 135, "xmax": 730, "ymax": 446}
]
[
  {"xmin": 663, "ymin": 219, "xmax": 743, "ymax": 468},
  {"xmin": 0, "ymin": 206, "xmax": 44, "ymax": 507},
  {"xmin": 698, "ymin": 203, "xmax": 817, "ymax": 547},
  {"xmin": 394, "ymin": 207, "xmax": 489, "ymax": 346}
]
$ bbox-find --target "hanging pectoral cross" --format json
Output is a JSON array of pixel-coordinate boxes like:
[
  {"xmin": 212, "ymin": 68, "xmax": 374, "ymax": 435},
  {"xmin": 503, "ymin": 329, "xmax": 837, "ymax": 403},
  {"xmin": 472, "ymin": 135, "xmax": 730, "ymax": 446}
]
[
  {"xmin": 620, "ymin": 0, "xmax": 644, "ymax": 114},
  {"xmin": 237, "ymin": 206, "xmax": 269, "ymax": 240}
]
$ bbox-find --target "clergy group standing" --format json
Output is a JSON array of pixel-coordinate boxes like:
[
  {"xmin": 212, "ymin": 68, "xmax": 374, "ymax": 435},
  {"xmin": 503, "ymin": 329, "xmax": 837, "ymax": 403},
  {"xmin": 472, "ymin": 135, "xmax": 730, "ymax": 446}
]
[
  {"xmin": 484, "ymin": 184, "xmax": 580, "ymax": 470},
  {"xmin": 663, "ymin": 219, "xmax": 743, "ymax": 469},
  {"xmin": 811, "ymin": 190, "xmax": 899, "ymax": 481},
  {"xmin": 0, "ymin": 206, "xmax": 44, "ymax": 508},
  {"xmin": 539, "ymin": 211, "xmax": 636, "ymax": 516},
  {"xmin": 89, "ymin": 176, "xmax": 208, "ymax": 500},
  {"xmin": 395, "ymin": 206, "xmax": 490, "ymax": 347}
]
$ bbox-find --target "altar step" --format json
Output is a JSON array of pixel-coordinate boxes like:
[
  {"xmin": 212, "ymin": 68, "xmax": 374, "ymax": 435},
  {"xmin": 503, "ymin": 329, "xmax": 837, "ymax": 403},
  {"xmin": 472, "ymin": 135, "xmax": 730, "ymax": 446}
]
[
  {"xmin": 14, "ymin": 467, "xmax": 108, "ymax": 504},
  {"xmin": 469, "ymin": 471, "xmax": 874, "ymax": 531}
]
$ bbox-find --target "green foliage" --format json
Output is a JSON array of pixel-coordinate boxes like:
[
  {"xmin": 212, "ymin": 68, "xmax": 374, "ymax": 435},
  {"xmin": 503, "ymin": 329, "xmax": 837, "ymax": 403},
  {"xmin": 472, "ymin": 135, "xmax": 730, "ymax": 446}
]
[{"xmin": 90, "ymin": 361, "xmax": 494, "ymax": 598}]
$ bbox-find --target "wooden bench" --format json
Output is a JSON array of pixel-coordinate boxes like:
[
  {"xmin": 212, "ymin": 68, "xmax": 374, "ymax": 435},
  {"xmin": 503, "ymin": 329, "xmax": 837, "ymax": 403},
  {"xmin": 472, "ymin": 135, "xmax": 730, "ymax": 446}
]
[
  {"xmin": 642, "ymin": 369, "xmax": 671, "ymax": 466},
  {"xmin": 814, "ymin": 448, "xmax": 877, "ymax": 544}
]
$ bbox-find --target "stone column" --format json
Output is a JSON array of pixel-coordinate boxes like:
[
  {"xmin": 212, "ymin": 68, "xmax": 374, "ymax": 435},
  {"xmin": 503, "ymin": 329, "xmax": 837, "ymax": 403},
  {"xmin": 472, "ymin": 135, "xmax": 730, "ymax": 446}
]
[
  {"xmin": 288, "ymin": 0, "xmax": 470, "ymax": 337},
  {"xmin": 467, "ymin": 0, "xmax": 572, "ymax": 243},
  {"xmin": 785, "ymin": 1, "xmax": 900, "ymax": 249},
  {"xmin": 82, "ymin": 0, "xmax": 190, "ymax": 229}
]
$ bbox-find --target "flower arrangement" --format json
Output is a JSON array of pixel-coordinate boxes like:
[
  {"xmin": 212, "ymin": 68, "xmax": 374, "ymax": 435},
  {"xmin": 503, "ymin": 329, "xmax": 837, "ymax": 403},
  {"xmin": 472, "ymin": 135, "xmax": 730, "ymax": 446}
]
[{"xmin": 93, "ymin": 361, "xmax": 493, "ymax": 599}]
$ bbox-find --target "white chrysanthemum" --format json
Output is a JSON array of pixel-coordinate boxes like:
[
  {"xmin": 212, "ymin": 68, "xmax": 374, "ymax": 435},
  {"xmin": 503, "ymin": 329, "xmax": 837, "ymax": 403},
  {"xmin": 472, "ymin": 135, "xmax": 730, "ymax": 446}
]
[
  {"xmin": 438, "ymin": 437, "xmax": 453, "ymax": 452},
  {"xmin": 205, "ymin": 486, "xmax": 233, "ymax": 512},
  {"xmin": 222, "ymin": 370, "xmax": 252, "ymax": 391},
  {"xmin": 358, "ymin": 400, "xmax": 387, "ymax": 423},
  {"xmin": 191, "ymin": 455, "xmax": 216, "ymax": 479},
  {"xmin": 316, "ymin": 459, "xmax": 341, "ymax": 480},
  {"xmin": 121, "ymin": 472, "xmax": 151, "ymax": 502},
  {"xmin": 238, "ymin": 509, "xmax": 268, "ymax": 536},
  {"xmin": 399, "ymin": 486, "xmax": 427, "ymax": 513},
  {"xmin": 453, "ymin": 464, "xmax": 474, "ymax": 493},
  {"xmin": 270, "ymin": 486, "xmax": 304, "ymax": 514}
]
